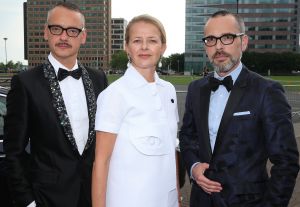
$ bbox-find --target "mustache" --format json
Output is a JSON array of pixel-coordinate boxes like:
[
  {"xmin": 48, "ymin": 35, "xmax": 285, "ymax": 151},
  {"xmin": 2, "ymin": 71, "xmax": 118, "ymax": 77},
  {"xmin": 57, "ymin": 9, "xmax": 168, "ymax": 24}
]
[
  {"xmin": 212, "ymin": 51, "xmax": 230, "ymax": 59},
  {"xmin": 55, "ymin": 42, "xmax": 71, "ymax": 47}
]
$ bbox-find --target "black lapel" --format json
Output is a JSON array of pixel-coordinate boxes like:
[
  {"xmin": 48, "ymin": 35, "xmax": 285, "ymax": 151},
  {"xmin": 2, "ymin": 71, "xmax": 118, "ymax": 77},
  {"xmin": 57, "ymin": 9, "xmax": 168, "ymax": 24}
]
[
  {"xmin": 42, "ymin": 59, "xmax": 79, "ymax": 153},
  {"xmin": 79, "ymin": 63, "xmax": 97, "ymax": 153},
  {"xmin": 198, "ymin": 76, "xmax": 213, "ymax": 159},
  {"xmin": 213, "ymin": 67, "xmax": 249, "ymax": 156}
]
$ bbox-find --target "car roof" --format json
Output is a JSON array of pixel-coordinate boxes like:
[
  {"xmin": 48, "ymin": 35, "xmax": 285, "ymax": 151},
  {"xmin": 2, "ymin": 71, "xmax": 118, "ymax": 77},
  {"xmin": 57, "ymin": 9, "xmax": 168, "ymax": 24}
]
[{"xmin": 0, "ymin": 86, "xmax": 9, "ymax": 96}]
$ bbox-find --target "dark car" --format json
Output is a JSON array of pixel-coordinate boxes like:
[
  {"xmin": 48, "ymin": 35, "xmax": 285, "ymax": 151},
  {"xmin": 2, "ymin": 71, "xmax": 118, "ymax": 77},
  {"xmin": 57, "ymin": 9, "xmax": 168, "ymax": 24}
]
[
  {"xmin": 0, "ymin": 86, "xmax": 31, "ymax": 206},
  {"xmin": 0, "ymin": 86, "xmax": 14, "ymax": 206},
  {"xmin": 0, "ymin": 86, "xmax": 8, "ymax": 157}
]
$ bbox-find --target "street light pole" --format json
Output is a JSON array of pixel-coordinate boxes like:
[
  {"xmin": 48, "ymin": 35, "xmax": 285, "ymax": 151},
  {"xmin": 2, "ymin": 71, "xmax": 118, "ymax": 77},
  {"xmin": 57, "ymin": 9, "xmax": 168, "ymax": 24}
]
[{"xmin": 3, "ymin": 37, "xmax": 8, "ymax": 70}]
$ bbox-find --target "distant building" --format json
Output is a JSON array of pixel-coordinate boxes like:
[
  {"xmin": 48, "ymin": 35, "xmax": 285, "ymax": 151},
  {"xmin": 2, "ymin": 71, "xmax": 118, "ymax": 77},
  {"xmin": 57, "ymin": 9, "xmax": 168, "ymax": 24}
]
[
  {"xmin": 185, "ymin": 0, "xmax": 300, "ymax": 75},
  {"xmin": 111, "ymin": 18, "xmax": 127, "ymax": 55},
  {"xmin": 24, "ymin": 0, "xmax": 111, "ymax": 70}
]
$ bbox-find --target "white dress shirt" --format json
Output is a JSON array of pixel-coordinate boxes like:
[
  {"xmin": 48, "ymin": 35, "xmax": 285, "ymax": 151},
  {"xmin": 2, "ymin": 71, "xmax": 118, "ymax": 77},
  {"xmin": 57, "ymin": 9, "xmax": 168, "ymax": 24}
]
[
  {"xmin": 190, "ymin": 62, "xmax": 242, "ymax": 178},
  {"xmin": 208, "ymin": 62, "xmax": 242, "ymax": 151},
  {"xmin": 48, "ymin": 53, "xmax": 89, "ymax": 155}
]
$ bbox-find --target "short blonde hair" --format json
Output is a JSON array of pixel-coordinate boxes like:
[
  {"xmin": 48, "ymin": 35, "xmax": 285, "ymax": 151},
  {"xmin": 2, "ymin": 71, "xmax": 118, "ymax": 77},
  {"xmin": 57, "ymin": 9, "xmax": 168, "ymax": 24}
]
[
  {"xmin": 125, "ymin": 14, "xmax": 166, "ymax": 44},
  {"xmin": 47, "ymin": 2, "xmax": 85, "ymax": 28}
]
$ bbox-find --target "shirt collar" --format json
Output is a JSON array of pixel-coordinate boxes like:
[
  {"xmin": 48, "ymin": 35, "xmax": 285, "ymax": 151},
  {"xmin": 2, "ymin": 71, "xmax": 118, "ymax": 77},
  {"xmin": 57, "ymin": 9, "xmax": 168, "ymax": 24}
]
[
  {"xmin": 214, "ymin": 61, "xmax": 242, "ymax": 85},
  {"xmin": 48, "ymin": 53, "xmax": 78, "ymax": 75},
  {"xmin": 124, "ymin": 63, "xmax": 164, "ymax": 88}
]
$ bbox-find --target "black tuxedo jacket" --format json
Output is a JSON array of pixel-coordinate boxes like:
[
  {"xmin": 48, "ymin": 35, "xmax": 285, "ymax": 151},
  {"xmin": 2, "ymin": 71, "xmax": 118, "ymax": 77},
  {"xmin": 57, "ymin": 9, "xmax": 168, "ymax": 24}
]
[
  {"xmin": 4, "ymin": 61, "xmax": 107, "ymax": 207},
  {"xmin": 179, "ymin": 67, "xmax": 299, "ymax": 207}
]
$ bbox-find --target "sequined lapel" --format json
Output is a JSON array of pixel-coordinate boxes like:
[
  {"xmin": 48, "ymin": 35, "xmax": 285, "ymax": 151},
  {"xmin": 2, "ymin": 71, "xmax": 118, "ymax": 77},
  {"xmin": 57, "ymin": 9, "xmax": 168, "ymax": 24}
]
[
  {"xmin": 78, "ymin": 62, "xmax": 96, "ymax": 152},
  {"xmin": 42, "ymin": 60, "xmax": 96, "ymax": 154},
  {"xmin": 43, "ymin": 60, "xmax": 78, "ymax": 152}
]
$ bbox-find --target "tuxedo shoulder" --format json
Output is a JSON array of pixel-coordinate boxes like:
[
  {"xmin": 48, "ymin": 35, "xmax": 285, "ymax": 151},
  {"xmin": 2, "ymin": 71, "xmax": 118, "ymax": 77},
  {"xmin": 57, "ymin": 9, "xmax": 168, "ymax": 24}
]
[
  {"xmin": 84, "ymin": 67, "xmax": 108, "ymax": 89},
  {"xmin": 85, "ymin": 66, "xmax": 106, "ymax": 77},
  {"xmin": 188, "ymin": 76, "xmax": 208, "ymax": 89},
  {"xmin": 247, "ymin": 70, "xmax": 281, "ymax": 88},
  {"xmin": 13, "ymin": 65, "xmax": 44, "ymax": 80}
]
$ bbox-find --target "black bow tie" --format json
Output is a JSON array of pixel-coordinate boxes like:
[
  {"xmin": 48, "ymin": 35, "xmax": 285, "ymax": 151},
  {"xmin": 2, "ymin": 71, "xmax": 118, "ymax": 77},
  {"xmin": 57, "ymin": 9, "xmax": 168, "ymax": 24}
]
[
  {"xmin": 209, "ymin": 76, "xmax": 233, "ymax": 92},
  {"xmin": 57, "ymin": 68, "xmax": 82, "ymax": 81}
]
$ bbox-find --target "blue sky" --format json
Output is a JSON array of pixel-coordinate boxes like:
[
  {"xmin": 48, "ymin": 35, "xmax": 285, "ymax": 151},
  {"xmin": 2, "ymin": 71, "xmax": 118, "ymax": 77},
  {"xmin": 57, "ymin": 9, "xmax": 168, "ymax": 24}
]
[{"xmin": 0, "ymin": 0, "xmax": 185, "ymax": 65}]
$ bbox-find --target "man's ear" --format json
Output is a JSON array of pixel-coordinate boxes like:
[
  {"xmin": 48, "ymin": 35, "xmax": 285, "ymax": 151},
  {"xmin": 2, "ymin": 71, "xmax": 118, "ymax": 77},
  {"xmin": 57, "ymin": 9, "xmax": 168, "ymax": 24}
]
[
  {"xmin": 80, "ymin": 30, "xmax": 87, "ymax": 45},
  {"xmin": 44, "ymin": 24, "xmax": 48, "ymax": 41},
  {"xmin": 241, "ymin": 34, "xmax": 249, "ymax": 52}
]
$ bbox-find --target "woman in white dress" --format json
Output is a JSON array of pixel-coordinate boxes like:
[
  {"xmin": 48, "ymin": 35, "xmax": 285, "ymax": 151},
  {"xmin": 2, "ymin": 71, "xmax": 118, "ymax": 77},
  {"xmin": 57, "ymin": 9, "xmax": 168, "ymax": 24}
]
[{"xmin": 92, "ymin": 14, "xmax": 180, "ymax": 207}]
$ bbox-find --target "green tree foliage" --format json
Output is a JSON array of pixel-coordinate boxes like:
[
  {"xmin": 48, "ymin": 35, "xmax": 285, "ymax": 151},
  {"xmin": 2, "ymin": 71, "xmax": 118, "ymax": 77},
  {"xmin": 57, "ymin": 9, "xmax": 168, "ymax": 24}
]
[
  {"xmin": 0, "ymin": 60, "xmax": 24, "ymax": 72},
  {"xmin": 242, "ymin": 52, "xmax": 300, "ymax": 75},
  {"xmin": 0, "ymin": 63, "xmax": 5, "ymax": 70},
  {"xmin": 161, "ymin": 53, "xmax": 185, "ymax": 74},
  {"xmin": 110, "ymin": 50, "xmax": 128, "ymax": 72}
]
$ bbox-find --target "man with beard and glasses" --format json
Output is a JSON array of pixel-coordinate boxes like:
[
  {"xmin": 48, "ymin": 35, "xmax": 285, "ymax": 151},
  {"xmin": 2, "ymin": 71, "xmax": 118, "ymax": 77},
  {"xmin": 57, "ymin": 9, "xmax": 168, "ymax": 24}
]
[
  {"xmin": 179, "ymin": 10, "xmax": 299, "ymax": 207},
  {"xmin": 4, "ymin": 2, "xmax": 107, "ymax": 207}
]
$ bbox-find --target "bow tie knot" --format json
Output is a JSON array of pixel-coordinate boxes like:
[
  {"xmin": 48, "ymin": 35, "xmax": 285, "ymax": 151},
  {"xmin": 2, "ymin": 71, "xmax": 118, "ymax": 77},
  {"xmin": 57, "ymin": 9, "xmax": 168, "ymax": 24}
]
[
  {"xmin": 209, "ymin": 76, "xmax": 233, "ymax": 92},
  {"xmin": 57, "ymin": 68, "xmax": 82, "ymax": 81}
]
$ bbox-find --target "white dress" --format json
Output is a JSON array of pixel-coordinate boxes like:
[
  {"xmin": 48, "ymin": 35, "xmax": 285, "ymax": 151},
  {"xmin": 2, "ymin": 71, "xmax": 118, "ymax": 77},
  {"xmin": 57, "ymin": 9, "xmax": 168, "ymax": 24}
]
[{"xmin": 95, "ymin": 65, "xmax": 179, "ymax": 207}]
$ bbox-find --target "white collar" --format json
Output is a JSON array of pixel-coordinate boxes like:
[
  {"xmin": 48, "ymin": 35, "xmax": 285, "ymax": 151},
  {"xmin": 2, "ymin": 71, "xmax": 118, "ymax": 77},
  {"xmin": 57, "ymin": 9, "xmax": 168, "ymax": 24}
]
[
  {"xmin": 124, "ymin": 64, "xmax": 164, "ymax": 89},
  {"xmin": 48, "ymin": 53, "xmax": 79, "ymax": 75}
]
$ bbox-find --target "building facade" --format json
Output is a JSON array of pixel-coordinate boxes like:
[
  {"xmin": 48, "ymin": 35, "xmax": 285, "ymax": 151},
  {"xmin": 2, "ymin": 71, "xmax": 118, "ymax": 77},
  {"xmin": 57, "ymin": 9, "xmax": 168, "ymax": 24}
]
[
  {"xmin": 111, "ymin": 18, "xmax": 127, "ymax": 55},
  {"xmin": 25, "ymin": 0, "xmax": 111, "ymax": 70},
  {"xmin": 185, "ymin": 0, "xmax": 300, "ymax": 74}
]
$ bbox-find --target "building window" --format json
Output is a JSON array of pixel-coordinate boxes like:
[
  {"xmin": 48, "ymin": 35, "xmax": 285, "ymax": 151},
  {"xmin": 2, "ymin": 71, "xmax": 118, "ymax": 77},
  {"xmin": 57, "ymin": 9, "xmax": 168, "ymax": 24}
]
[
  {"xmin": 258, "ymin": 35, "xmax": 273, "ymax": 40},
  {"xmin": 275, "ymin": 35, "xmax": 288, "ymax": 40}
]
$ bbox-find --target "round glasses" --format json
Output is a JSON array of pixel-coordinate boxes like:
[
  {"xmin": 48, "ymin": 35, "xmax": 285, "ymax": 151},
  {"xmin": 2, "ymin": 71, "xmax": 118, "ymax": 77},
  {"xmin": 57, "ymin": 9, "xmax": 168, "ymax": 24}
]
[
  {"xmin": 202, "ymin": 33, "xmax": 244, "ymax": 47},
  {"xmin": 48, "ymin": 25, "xmax": 85, "ymax": 37}
]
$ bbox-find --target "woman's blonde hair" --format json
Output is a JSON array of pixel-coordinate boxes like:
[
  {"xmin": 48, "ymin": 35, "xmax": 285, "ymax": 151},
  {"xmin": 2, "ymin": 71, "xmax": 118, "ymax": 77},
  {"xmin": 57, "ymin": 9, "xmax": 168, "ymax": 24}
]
[{"xmin": 125, "ymin": 14, "xmax": 166, "ymax": 44}]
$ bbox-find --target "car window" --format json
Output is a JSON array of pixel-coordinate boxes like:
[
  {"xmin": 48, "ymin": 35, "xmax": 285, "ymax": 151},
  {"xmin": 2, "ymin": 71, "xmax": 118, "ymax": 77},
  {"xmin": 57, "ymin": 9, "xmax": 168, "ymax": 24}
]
[{"xmin": 0, "ymin": 95, "xmax": 7, "ymax": 137}]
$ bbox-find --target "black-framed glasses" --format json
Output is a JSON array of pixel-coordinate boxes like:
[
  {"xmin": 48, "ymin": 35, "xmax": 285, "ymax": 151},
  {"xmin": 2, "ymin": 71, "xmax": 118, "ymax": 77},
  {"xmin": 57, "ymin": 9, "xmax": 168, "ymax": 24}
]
[
  {"xmin": 202, "ymin": 33, "xmax": 244, "ymax": 47},
  {"xmin": 47, "ymin": 25, "xmax": 85, "ymax": 37}
]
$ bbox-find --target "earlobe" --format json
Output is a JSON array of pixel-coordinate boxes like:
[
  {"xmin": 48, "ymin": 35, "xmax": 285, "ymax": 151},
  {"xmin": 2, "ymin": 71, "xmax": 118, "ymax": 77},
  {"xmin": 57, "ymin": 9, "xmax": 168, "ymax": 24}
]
[
  {"xmin": 44, "ymin": 33, "xmax": 48, "ymax": 41},
  {"xmin": 241, "ymin": 35, "xmax": 249, "ymax": 51}
]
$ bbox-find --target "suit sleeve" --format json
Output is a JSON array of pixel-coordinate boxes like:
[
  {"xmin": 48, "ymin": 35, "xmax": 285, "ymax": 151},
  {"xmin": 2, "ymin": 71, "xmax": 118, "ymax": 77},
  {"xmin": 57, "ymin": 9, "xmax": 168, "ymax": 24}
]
[
  {"xmin": 261, "ymin": 82, "xmax": 299, "ymax": 206},
  {"xmin": 4, "ymin": 75, "xmax": 34, "ymax": 206},
  {"xmin": 179, "ymin": 82, "xmax": 202, "ymax": 177}
]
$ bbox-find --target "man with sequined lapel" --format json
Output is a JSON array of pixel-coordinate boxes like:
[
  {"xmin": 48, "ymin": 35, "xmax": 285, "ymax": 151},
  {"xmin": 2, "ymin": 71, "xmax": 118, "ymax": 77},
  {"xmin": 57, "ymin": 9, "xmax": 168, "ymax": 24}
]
[
  {"xmin": 4, "ymin": 2, "xmax": 107, "ymax": 207},
  {"xmin": 179, "ymin": 10, "xmax": 299, "ymax": 207}
]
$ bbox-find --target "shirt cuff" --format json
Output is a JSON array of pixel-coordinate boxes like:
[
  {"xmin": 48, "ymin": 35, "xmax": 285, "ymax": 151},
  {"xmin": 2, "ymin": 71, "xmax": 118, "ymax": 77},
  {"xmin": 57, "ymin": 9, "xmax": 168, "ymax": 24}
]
[
  {"xmin": 27, "ymin": 201, "xmax": 36, "ymax": 207},
  {"xmin": 190, "ymin": 162, "xmax": 200, "ymax": 180}
]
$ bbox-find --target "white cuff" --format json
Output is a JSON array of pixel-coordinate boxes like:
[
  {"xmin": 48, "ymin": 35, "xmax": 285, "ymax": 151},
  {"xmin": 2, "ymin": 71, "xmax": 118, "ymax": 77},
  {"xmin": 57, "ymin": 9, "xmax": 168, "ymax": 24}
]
[
  {"xmin": 27, "ymin": 201, "xmax": 36, "ymax": 207},
  {"xmin": 190, "ymin": 162, "xmax": 200, "ymax": 180}
]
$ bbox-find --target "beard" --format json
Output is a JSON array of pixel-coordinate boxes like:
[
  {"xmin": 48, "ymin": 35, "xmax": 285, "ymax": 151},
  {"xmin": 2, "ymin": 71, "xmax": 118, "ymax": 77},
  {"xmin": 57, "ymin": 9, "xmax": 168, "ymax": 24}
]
[{"xmin": 210, "ymin": 51, "xmax": 241, "ymax": 73}]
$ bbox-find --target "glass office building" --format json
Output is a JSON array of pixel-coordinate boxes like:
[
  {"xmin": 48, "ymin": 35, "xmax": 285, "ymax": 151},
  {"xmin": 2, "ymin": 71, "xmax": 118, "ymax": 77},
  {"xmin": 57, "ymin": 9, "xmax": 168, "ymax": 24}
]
[
  {"xmin": 111, "ymin": 18, "xmax": 127, "ymax": 55},
  {"xmin": 25, "ymin": 0, "xmax": 111, "ymax": 70},
  {"xmin": 185, "ymin": 0, "xmax": 300, "ymax": 74}
]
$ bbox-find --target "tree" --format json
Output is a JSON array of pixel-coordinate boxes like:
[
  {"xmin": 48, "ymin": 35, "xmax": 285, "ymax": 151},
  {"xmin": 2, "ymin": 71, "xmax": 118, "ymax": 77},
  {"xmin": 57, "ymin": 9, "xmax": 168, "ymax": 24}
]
[
  {"xmin": 110, "ymin": 50, "xmax": 128, "ymax": 72},
  {"xmin": 161, "ymin": 53, "xmax": 185, "ymax": 74},
  {"xmin": 14, "ymin": 61, "xmax": 24, "ymax": 71},
  {"xmin": 242, "ymin": 52, "xmax": 300, "ymax": 75},
  {"xmin": 6, "ymin": 60, "xmax": 14, "ymax": 69},
  {"xmin": 0, "ymin": 62, "xmax": 5, "ymax": 71}
]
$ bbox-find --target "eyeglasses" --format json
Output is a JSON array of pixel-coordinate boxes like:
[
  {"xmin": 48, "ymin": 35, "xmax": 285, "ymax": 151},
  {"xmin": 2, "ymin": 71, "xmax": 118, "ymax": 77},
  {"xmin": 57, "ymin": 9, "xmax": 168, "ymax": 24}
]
[
  {"xmin": 202, "ymin": 33, "xmax": 244, "ymax": 47},
  {"xmin": 47, "ymin": 25, "xmax": 85, "ymax": 37}
]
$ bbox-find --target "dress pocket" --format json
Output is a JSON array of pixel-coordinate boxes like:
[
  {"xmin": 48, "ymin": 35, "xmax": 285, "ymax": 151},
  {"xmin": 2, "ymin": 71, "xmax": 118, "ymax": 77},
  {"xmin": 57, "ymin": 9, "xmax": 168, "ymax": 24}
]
[{"xmin": 129, "ymin": 125, "xmax": 170, "ymax": 156}]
